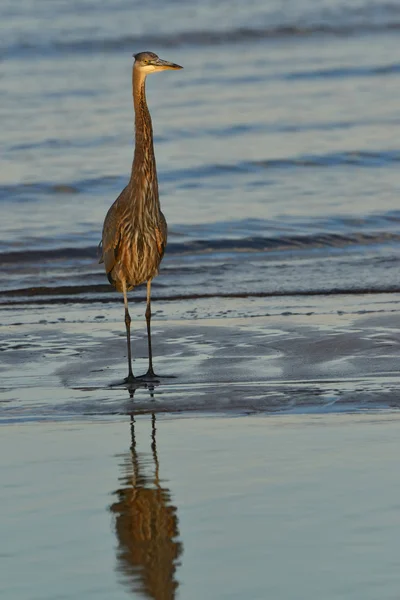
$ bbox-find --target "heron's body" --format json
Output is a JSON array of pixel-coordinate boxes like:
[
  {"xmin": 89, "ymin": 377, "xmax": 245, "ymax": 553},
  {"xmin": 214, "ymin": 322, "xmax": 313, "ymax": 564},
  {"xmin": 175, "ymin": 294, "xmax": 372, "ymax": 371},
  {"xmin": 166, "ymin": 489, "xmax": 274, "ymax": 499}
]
[
  {"xmin": 100, "ymin": 52, "xmax": 182, "ymax": 383},
  {"xmin": 101, "ymin": 188, "xmax": 167, "ymax": 292}
]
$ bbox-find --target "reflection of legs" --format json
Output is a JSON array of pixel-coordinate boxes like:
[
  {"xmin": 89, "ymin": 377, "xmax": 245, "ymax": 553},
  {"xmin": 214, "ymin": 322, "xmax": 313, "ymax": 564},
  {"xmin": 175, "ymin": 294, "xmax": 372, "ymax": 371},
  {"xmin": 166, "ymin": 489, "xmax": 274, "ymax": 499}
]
[
  {"xmin": 130, "ymin": 414, "xmax": 136, "ymax": 451},
  {"xmin": 151, "ymin": 413, "xmax": 160, "ymax": 485},
  {"xmin": 145, "ymin": 279, "xmax": 156, "ymax": 377},
  {"xmin": 123, "ymin": 283, "xmax": 135, "ymax": 382}
]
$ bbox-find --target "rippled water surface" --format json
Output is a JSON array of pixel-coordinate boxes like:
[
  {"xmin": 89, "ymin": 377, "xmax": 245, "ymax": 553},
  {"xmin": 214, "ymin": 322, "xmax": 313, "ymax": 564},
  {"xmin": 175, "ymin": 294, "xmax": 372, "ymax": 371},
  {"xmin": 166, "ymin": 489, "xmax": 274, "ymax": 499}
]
[{"xmin": 1, "ymin": 0, "xmax": 400, "ymax": 306}]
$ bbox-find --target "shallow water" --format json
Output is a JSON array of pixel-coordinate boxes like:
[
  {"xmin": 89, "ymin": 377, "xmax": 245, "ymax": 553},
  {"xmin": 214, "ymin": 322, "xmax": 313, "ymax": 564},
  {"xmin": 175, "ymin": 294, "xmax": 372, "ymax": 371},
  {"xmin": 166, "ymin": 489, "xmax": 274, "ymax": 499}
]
[
  {"xmin": 1, "ymin": 0, "xmax": 400, "ymax": 306},
  {"xmin": 2, "ymin": 413, "xmax": 400, "ymax": 600}
]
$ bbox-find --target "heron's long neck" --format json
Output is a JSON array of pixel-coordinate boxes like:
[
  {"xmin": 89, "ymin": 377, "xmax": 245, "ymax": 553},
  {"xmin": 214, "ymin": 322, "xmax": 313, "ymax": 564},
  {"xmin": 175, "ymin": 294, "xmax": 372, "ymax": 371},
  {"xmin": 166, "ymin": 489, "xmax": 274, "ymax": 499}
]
[{"xmin": 130, "ymin": 69, "xmax": 159, "ymax": 215}]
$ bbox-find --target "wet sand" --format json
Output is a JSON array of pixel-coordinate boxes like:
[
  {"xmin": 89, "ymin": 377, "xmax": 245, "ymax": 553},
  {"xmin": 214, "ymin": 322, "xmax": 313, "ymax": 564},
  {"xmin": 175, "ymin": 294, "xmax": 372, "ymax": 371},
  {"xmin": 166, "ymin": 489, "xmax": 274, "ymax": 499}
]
[
  {"xmin": 2, "ymin": 412, "xmax": 400, "ymax": 600},
  {"xmin": 1, "ymin": 294, "xmax": 400, "ymax": 418}
]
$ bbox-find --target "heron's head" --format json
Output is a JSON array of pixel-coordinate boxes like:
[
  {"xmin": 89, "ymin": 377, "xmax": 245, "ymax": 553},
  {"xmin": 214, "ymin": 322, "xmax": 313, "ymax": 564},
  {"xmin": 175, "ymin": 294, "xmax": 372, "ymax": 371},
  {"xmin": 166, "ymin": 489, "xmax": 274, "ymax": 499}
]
[{"xmin": 133, "ymin": 51, "xmax": 183, "ymax": 74}]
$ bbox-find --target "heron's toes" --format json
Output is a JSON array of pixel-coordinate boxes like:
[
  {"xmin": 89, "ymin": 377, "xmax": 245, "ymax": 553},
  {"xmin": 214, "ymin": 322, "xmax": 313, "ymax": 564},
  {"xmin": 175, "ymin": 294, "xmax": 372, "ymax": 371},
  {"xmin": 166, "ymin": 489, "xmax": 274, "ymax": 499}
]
[{"xmin": 136, "ymin": 371, "xmax": 161, "ymax": 384}]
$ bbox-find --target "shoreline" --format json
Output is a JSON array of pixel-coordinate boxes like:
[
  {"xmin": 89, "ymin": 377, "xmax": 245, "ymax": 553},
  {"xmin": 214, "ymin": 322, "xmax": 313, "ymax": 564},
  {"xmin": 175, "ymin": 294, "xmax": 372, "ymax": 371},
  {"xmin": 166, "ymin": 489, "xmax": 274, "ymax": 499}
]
[{"xmin": 2, "ymin": 295, "xmax": 400, "ymax": 421}]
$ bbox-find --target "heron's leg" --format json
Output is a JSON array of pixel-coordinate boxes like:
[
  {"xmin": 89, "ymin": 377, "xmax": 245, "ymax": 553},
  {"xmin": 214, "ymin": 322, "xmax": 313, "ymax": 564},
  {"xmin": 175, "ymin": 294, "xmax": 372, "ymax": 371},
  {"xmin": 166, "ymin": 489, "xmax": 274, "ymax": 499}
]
[
  {"xmin": 123, "ymin": 284, "xmax": 135, "ymax": 382},
  {"xmin": 145, "ymin": 279, "xmax": 156, "ymax": 377},
  {"xmin": 138, "ymin": 281, "xmax": 175, "ymax": 381}
]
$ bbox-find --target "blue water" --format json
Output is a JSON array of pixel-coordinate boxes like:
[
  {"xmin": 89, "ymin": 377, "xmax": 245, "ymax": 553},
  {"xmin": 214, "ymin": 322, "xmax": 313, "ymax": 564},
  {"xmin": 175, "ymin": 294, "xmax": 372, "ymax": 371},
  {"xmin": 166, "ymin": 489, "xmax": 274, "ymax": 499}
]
[
  {"xmin": 3, "ymin": 414, "xmax": 400, "ymax": 600},
  {"xmin": 1, "ymin": 0, "xmax": 400, "ymax": 304}
]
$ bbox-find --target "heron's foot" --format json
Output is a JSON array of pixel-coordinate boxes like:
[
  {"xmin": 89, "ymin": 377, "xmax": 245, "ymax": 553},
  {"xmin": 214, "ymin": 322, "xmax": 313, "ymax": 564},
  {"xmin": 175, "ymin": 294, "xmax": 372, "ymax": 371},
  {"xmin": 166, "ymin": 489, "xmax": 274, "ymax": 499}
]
[
  {"xmin": 136, "ymin": 369, "xmax": 177, "ymax": 383},
  {"xmin": 136, "ymin": 370, "xmax": 161, "ymax": 384}
]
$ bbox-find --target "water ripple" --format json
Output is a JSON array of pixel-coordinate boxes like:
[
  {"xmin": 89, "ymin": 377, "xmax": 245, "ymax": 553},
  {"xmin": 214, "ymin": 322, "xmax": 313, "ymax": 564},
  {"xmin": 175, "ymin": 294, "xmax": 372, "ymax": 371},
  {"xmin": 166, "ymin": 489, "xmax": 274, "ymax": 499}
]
[
  {"xmin": 4, "ymin": 22, "xmax": 400, "ymax": 58},
  {"xmin": 1, "ymin": 230, "xmax": 399, "ymax": 266},
  {"xmin": 1, "ymin": 149, "xmax": 399, "ymax": 203},
  {"xmin": 285, "ymin": 63, "xmax": 400, "ymax": 81}
]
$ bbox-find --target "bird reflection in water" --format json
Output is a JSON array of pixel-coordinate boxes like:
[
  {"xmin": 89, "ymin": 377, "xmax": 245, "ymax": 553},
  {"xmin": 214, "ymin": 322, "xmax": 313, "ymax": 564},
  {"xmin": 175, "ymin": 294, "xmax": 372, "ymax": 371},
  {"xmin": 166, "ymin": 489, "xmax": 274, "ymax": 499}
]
[{"xmin": 110, "ymin": 412, "xmax": 182, "ymax": 599}]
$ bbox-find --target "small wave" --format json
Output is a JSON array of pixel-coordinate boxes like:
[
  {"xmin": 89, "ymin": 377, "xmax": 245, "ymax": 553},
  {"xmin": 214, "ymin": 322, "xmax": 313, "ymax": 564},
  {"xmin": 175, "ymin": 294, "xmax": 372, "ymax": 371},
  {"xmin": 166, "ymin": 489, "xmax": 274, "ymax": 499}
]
[
  {"xmin": 0, "ymin": 247, "xmax": 97, "ymax": 265},
  {"xmin": 1, "ymin": 231, "xmax": 399, "ymax": 266},
  {"xmin": 0, "ymin": 176, "xmax": 122, "ymax": 203},
  {"xmin": 4, "ymin": 21, "xmax": 400, "ymax": 58},
  {"xmin": 163, "ymin": 150, "xmax": 400, "ymax": 183},
  {"xmin": 2, "ymin": 286, "xmax": 400, "ymax": 307},
  {"xmin": 2, "ymin": 149, "xmax": 399, "ymax": 205},
  {"xmin": 285, "ymin": 62, "xmax": 400, "ymax": 81},
  {"xmin": 197, "ymin": 117, "xmax": 400, "ymax": 139},
  {"xmin": 253, "ymin": 150, "xmax": 400, "ymax": 169}
]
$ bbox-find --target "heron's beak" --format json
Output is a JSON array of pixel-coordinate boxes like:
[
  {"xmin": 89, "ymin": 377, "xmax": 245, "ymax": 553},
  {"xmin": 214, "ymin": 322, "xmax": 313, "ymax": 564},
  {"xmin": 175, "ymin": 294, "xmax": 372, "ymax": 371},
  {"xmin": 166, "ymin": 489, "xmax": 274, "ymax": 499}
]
[{"xmin": 153, "ymin": 58, "xmax": 183, "ymax": 70}]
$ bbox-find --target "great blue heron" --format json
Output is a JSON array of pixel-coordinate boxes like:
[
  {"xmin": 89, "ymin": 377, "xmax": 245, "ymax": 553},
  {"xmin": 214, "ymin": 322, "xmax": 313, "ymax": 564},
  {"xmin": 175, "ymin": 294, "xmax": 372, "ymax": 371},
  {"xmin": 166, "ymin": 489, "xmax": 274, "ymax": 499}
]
[{"xmin": 99, "ymin": 51, "xmax": 183, "ymax": 384}]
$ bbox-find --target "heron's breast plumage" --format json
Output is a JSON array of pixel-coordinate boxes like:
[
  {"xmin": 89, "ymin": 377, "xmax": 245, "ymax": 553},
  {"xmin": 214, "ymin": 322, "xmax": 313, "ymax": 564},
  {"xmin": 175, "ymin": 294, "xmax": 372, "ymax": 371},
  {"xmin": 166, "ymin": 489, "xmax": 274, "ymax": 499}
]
[
  {"xmin": 102, "ymin": 193, "xmax": 167, "ymax": 292},
  {"xmin": 116, "ymin": 217, "xmax": 167, "ymax": 290}
]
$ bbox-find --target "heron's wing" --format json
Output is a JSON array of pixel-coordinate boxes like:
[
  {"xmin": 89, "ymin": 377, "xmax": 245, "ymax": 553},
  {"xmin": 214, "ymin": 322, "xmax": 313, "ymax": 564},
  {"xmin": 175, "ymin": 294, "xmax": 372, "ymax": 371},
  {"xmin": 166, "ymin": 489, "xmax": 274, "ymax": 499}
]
[
  {"xmin": 100, "ymin": 191, "xmax": 126, "ymax": 275},
  {"xmin": 97, "ymin": 241, "xmax": 104, "ymax": 264},
  {"xmin": 102, "ymin": 219, "xmax": 121, "ymax": 277},
  {"xmin": 155, "ymin": 212, "xmax": 168, "ymax": 258}
]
